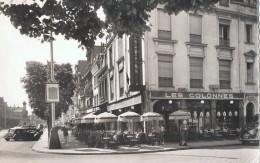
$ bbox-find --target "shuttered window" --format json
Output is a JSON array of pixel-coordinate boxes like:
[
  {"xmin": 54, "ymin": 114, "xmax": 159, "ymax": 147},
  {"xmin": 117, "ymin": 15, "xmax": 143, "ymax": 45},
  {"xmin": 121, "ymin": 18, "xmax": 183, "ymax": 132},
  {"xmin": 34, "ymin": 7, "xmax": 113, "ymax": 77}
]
[
  {"xmin": 109, "ymin": 47, "xmax": 113, "ymax": 68},
  {"xmin": 190, "ymin": 57, "xmax": 203, "ymax": 88},
  {"xmin": 158, "ymin": 9, "xmax": 171, "ymax": 40},
  {"xmin": 190, "ymin": 15, "xmax": 202, "ymax": 43},
  {"xmin": 219, "ymin": 60, "xmax": 231, "ymax": 89},
  {"xmin": 247, "ymin": 62, "xmax": 253, "ymax": 83},
  {"xmin": 246, "ymin": 24, "xmax": 252, "ymax": 43},
  {"xmin": 119, "ymin": 70, "xmax": 124, "ymax": 97},
  {"xmin": 110, "ymin": 77, "xmax": 114, "ymax": 100},
  {"xmin": 158, "ymin": 55, "xmax": 173, "ymax": 87},
  {"xmin": 118, "ymin": 38, "xmax": 123, "ymax": 58}
]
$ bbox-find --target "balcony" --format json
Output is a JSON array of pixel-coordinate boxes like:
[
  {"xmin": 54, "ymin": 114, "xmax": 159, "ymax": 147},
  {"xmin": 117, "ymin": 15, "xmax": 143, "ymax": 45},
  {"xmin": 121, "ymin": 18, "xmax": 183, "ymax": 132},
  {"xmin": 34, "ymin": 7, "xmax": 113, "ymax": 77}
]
[
  {"xmin": 219, "ymin": 38, "xmax": 230, "ymax": 47},
  {"xmin": 158, "ymin": 30, "xmax": 171, "ymax": 40},
  {"xmin": 190, "ymin": 34, "xmax": 202, "ymax": 44}
]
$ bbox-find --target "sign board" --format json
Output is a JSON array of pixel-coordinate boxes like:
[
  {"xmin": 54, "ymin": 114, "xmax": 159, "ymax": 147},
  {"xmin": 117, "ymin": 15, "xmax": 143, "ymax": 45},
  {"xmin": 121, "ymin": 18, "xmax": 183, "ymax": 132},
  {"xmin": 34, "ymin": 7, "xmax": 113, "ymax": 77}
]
[
  {"xmin": 46, "ymin": 83, "xmax": 60, "ymax": 103},
  {"xmin": 107, "ymin": 95, "xmax": 142, "ymax": 111},
  {"xmin": 150, "ymin": 91, "xmax": 244, "ymax": 100}
]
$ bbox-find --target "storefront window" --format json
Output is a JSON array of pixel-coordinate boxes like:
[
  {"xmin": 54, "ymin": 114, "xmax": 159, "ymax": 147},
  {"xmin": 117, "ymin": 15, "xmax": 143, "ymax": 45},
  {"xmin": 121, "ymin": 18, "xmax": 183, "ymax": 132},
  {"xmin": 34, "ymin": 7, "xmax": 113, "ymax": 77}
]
[
  {"xmin": 216, "ymin": 101, "xmax": 239, "ymax": 129},
  {"xmin": 186, "ymin": 100, "xmax": 211, "ymax": 131}
]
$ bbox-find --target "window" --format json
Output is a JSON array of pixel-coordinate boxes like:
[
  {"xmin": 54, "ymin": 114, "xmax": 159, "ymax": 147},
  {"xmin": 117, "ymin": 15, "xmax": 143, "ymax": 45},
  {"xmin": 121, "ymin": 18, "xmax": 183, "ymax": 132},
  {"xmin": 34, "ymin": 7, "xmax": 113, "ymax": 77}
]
[
  {"xmin": 189, "ymin": 15, "xmax": 202, "ymax": 43},
  {"xmin": 247, "ymin": 62, "xmax": 253, "ymax": 83},
  {"xmin": 110, "ymin": 77, "xmax": 114, "ymax": 100},
  {"xmin": 247, "ymin": 0, "xmax": 257, "ymax": 5},
  {"xmin": 119, "ymin": 70, "xmax": 124, "ymax": 97},
  {"xmin": 158, "ymin": 55, "xmax": 173, "ymax": 87},
  {"xmin": 219, "ymin": 23, "xmax": 230, "ymax": 46},
  {"xmin": 109, "ymin": 47, "xmax": 113, "ymax": 68},
  {"xmin": 246, "ymin": 24, "xmax": 252, "ymax": 43},
  {"xmin": 219, "ymin": 19, "xmax": 230, "ymax": 47},
  {"xmin": 219, "ymin": 0, "xmax": 229, "ymax": 7},
  {"xmin": 219, "ymin": 60, "xmax": 231, "ymax": 89},
  {"xmin": 129, "ymin": 36, "xmax": 142, "ymax": 86},
  {"xmin": 190, "ymin": 57, "xmax": 203, "ymax": 88},
  {"xmin": 118, "ymin": 38, "xmax": 123, "ymax": 58},
  {"xmin": 157, "ymin": 9, "xmax": 171, "ymax": 40}
]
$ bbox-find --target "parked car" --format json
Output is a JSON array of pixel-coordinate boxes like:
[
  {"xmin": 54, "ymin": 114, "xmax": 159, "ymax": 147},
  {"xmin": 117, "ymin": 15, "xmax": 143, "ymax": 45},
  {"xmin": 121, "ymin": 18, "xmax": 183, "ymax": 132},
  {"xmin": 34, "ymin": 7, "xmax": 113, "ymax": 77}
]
[
  {"xmin": 240, "ymin": 122, "xmax": 259, "ymax": 145},
  {"xmin": 3, "ymin": 127, "xmax": 42, "ymax": 141}
]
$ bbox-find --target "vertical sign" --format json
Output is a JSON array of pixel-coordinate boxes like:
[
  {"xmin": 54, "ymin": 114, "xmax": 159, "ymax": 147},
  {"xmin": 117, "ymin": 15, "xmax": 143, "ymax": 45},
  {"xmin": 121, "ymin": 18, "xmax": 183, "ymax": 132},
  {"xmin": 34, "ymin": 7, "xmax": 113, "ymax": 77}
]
[{"xmin": 46, "ymin": 83, "xmax": 60, "ymax": 103}]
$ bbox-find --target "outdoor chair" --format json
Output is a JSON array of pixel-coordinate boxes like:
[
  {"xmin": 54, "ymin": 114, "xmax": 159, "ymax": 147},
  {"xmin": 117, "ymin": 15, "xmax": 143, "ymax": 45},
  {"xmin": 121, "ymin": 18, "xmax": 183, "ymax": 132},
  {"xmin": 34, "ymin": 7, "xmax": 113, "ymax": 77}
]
[
  {"xmin": 199, "ymin": 129, "xmax": 211, "ymax": 140},
  {"xmin": 115, "ymin": 134, "xmax": 125, "ymax": 145},
  {"xmin": 87, "ymin": 134, "xmax": 96, "ymax": 147},
  {"xmin": 137, "ymin": 133, "xmax": 147, "ymax": 144},
  {"xmin": 95, "ymin": 133, "xmax": 103, "ymax": 148}
]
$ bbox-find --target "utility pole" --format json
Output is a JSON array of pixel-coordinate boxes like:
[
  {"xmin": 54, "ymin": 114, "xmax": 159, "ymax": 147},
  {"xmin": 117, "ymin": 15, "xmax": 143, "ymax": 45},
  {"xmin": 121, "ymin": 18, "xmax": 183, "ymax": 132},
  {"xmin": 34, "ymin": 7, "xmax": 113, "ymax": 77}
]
[{"xmin": 50, "ymin": 32, "xmax": 55, "ymax": 128}]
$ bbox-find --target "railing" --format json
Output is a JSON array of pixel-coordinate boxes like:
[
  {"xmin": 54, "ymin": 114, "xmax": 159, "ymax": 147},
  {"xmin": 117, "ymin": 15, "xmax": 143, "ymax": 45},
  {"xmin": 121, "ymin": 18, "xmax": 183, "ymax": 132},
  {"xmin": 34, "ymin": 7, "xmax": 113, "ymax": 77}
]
[
  {"xmin": 219, "ymin": 38, "xmax": 230, "ymax": 47},
  {"xmin": 158, "ymin": 30, "xmax": 171, "ymax": 40},
  {"xmin": 190, "ymin": 34, "xmax": 202, "ymax": 44}
]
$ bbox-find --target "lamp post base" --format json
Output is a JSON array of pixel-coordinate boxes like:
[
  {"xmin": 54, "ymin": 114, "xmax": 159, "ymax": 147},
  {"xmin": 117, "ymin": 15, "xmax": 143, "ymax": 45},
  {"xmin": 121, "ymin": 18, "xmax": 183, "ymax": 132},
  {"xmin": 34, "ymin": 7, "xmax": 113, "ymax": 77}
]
[{"xmin": 48, "ymin": 127, "xmax": 61, "ymax": 149}]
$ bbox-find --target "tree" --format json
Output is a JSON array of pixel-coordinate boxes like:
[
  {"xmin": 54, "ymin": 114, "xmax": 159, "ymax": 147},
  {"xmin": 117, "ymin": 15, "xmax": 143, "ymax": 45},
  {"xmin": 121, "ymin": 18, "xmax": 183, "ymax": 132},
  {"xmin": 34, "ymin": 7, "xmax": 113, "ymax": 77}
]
[
  {"xmin": 0, "ymin": 0, "xmax": 219, "ymax": 49},
  {"xmin": 20, "ymin": 61, "xmax": 75, "ymax": 130}
]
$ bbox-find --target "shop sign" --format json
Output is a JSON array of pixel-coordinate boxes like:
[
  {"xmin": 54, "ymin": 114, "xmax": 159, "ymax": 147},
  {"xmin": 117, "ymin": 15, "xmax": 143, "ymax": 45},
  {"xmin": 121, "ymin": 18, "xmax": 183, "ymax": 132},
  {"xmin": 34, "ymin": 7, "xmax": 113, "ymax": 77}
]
[
  {"xmin": 107, "ymin": 95, "xmax": 142, "ymax": 111},
  {"xmin": 150, "ymin": 91, "xmax": 244, "ymax": 99}
]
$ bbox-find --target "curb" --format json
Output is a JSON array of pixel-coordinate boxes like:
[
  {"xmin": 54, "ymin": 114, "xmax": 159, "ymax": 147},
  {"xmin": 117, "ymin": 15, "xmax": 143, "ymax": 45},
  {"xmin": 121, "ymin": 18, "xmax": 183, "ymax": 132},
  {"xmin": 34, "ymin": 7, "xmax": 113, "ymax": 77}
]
[{"xmin": 31, "ymin": 142, "xmax": 241, "ymax": 155}]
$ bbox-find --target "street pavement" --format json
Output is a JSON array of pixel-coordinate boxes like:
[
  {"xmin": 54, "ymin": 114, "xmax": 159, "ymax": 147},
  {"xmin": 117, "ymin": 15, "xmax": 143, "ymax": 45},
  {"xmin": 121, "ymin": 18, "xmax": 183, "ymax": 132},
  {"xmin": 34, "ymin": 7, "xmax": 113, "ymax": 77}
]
[{"xmin": 0, "ymin": 129, "xmax": 258, "ymax": 163}]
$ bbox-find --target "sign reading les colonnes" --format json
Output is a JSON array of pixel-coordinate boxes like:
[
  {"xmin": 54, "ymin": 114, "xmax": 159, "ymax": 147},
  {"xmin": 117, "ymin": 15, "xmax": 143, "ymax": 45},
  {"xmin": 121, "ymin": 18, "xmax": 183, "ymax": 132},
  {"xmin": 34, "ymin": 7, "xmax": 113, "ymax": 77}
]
[{"xmin": 150, "ymin": 92, "xmax": 244, "ymax": 99}]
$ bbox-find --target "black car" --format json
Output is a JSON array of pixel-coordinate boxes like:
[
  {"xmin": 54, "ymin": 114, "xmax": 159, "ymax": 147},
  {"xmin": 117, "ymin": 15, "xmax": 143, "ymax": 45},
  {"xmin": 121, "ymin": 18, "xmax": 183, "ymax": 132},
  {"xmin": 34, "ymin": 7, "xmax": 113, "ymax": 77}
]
[
  {"xmin": 3, "ymin": 127, "xmax": 42, "ymax": 141},
  {"xmin": 240, "ymin": 122, "xmax": 259, "ymax": 145}
]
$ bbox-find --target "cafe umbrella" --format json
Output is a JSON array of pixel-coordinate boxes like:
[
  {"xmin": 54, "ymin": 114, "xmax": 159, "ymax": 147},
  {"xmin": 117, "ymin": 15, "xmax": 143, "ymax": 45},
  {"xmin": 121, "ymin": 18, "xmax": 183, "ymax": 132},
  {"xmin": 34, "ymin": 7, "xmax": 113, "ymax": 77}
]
[
  {"xmin": 95, "ymin": 112, "xmax": 117, "ymax": 136},
  {"xmin": 169, "ymin": 110, "xmax": 191, "ymax": 120},
  {"xmin": 141, "ymin": 112, "xmax": 163, "ymax": 133},
  {"xmin": 118, "ymin": 111, "xmax": 141, "ymax": 134},
  {"xmin": 81, "ymin": 113, "xmax": 97, "ymax": 123}
]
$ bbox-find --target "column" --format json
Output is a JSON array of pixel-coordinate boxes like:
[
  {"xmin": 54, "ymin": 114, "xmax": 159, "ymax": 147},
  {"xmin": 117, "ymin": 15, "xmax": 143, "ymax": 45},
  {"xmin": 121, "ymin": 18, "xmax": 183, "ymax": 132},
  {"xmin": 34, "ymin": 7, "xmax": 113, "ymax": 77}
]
[
  {"xmin": 180, "ymin": 100, "xmax": 187, "ymax": 111},
  {"xmin": 211, "ymin": 100, "xmax": 217, "ymax": 128},
  {"xmin": 239, "ymin": 100, "xmax": 245, "ymax": 128}
]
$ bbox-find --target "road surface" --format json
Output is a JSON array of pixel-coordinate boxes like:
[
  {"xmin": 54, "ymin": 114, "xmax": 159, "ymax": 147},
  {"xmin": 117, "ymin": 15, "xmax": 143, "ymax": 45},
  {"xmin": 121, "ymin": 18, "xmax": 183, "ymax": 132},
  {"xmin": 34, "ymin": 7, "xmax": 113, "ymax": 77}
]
[{"xmin": 0, "ymin": 129, "xmax": 258, "ymax": 163}]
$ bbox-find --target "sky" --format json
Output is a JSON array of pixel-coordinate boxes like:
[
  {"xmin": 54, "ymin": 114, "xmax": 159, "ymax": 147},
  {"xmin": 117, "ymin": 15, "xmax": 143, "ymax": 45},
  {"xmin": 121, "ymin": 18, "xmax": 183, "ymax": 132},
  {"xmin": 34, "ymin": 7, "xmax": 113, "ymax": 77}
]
[{"xmin": 0, "ymin": 1, "xmax": 105, "ymax": 114}]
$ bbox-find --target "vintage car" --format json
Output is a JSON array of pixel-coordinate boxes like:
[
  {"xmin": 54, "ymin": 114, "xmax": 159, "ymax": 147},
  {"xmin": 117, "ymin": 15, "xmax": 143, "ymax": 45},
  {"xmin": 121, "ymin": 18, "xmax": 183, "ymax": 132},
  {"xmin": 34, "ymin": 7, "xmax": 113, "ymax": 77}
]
[
  {"xmin": 3, "ymin": 127, "xmax": 42, "ymax": 141},
  {"xmin": 240, "ymin": 122, "xmax": 259, "ymax": 145}
]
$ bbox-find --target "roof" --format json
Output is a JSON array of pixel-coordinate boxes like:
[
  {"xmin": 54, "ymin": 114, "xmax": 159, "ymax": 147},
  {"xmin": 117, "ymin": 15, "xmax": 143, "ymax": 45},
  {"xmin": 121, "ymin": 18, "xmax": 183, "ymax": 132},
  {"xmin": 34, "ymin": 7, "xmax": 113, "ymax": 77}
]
[
  {"xmin": 89, "ymin": 46, "xmax": 104, "ymax": 64},
  {"xmin": 76, "ymin": 60, "xmax": 88, "ymax": 74}
]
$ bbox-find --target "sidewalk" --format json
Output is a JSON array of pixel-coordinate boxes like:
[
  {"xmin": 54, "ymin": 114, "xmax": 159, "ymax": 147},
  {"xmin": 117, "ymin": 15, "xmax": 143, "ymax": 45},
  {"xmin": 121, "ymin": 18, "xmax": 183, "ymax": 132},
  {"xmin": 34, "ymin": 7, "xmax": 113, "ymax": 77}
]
[{"xmin": 32, "ymin": 129, "xmax": 241, "ymax": 155}]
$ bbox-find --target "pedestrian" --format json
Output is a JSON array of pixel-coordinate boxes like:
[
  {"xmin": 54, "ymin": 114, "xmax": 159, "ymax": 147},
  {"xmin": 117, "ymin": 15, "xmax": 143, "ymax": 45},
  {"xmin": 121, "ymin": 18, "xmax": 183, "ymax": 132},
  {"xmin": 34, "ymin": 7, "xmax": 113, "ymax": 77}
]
[
  {"xmin": 179, "ymin": 120, "xmax": 189, "ymax": 146},
  {"xmin": 62, "ymin": 126, "xmax": 69, "ymax": 143},
  {"xmin": 160, "ymin": 125, "xmax": 166, "ymax": 145}
]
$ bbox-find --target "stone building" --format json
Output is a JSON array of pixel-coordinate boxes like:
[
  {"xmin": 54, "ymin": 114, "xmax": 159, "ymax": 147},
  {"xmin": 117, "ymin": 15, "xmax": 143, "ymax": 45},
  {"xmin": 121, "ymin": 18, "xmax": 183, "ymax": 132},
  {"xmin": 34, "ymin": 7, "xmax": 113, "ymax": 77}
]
[{"xmin": 74, "ymin": 0, "xmax": 258, "ymax": 140}]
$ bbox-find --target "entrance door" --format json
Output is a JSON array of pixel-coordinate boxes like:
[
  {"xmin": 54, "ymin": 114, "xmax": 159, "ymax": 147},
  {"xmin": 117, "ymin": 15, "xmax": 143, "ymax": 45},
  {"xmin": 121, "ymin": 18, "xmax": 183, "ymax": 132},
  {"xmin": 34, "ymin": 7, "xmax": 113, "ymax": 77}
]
[{"xmin": 246, "ymin": 103, "xmax": 254, "ymax": 123}]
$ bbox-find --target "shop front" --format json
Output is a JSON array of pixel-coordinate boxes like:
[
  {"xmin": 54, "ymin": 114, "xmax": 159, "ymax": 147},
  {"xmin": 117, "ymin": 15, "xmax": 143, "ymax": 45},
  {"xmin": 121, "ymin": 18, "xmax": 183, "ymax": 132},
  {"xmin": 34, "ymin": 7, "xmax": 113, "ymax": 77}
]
[{"xmin": 150, "ymin": 91, "xmax": 245, "ymax": 142}]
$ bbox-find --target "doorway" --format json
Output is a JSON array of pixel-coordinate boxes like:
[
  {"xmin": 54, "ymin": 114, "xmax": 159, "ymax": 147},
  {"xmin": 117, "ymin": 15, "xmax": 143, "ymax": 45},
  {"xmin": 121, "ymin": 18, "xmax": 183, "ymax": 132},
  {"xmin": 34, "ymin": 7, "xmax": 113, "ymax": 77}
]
[{"xmin": 246, "ymin": 102, "xmax": 254, "ymax": 123}]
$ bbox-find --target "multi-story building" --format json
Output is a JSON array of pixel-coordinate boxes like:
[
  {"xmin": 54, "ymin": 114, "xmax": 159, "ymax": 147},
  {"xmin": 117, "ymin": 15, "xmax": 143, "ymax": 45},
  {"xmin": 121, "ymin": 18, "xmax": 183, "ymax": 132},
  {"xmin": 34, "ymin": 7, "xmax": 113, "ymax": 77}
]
[
  {"xmin": 74, "ymin": 60, "xmax": 89, "ymax": 116},
  {"xmin": 142, "ymin": 0, "xmax": 258, "ymax": 139},
  {"xmin": 74, "ymin": 0, "xmax": 258, "ymax": 140}
]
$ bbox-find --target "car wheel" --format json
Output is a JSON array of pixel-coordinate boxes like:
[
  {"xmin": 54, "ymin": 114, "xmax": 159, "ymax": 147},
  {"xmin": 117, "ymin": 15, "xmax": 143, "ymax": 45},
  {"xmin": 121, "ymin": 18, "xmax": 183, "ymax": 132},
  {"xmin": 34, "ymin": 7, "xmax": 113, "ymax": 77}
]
[{"xmin": 5, "ymin": 138, "xmax": 10, "ymax": 141}]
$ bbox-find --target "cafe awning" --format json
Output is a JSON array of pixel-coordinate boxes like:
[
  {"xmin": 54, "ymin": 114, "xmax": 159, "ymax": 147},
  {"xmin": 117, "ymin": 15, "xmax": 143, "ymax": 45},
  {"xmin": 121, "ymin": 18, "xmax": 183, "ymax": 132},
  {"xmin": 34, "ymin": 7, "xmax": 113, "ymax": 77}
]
[
  {"xmin": 118, "ymin": 111, "xmax": 140, "ymax": 122},
  {"xmin": 169, "ymin": 110, "xmax": 191, "ymax": 120},
  {"xmin": 141, "ymin": 112, "xmax": 163, "ymax": 121},
  {"xmin": 81, "ymin": 113, "xmax": 96, "ymax": 123}
]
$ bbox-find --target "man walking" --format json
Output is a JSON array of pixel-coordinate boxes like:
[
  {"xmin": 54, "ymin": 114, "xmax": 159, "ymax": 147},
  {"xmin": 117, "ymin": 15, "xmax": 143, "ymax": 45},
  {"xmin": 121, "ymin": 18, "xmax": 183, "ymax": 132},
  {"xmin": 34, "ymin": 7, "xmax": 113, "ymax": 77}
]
[
  {"xmin": 179, "ymin": 120, "xmax": 189, "ymax": 146},
  {"xmin": 62, "ymin": 126, "xmax": 69, "ymax": 143}
]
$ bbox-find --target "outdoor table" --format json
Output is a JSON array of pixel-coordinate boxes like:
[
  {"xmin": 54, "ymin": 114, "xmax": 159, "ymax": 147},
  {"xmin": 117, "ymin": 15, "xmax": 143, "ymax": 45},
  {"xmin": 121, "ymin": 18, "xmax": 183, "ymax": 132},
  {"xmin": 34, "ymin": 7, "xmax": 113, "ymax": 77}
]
[
  {"xmin": 148, "ymin": 134, "xmax": 157, "ymax": 145},
  {"xmin": 103, "ymin": 137, "xmax": 110, "ymax": 149},
  {"xmin": 127, "ymin": 135, "xmax": 135, "ymax": 147}
]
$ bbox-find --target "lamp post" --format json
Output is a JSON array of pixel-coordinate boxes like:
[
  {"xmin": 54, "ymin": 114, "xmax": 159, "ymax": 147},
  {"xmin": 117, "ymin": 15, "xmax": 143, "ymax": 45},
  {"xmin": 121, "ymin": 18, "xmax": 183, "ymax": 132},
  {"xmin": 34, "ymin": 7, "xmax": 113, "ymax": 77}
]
[{"xmin": 46, "ymin": 32, "xmax": 61, "ymax": 149}]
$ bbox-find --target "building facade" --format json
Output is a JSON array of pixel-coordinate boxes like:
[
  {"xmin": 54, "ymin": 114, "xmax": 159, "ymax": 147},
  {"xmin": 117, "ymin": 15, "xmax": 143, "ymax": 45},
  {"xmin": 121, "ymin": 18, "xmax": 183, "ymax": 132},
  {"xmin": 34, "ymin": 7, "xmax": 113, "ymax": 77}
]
[{"xmin": 74, "ymin": 0, "xmax": 258, "ymax": 140}]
